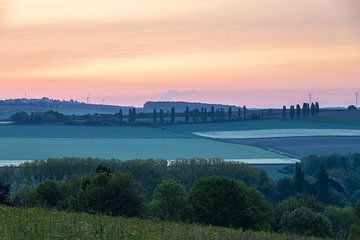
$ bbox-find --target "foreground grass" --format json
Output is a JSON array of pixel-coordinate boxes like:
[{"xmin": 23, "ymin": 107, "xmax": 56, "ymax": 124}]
[{"xmin": 0, "ymin": 206, "xmax": 317, "ymax": 240}]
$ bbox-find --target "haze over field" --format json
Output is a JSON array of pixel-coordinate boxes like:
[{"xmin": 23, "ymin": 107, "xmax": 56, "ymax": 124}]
[{"xmin": 0, "ymin": 0, "xmax": 359, "ymax": 107}]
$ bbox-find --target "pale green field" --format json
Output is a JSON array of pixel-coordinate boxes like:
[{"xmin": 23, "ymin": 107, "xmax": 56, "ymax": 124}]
[
  {"xmin": 0, "ymin": 125, "xmax": 293, "ymax": 165},
  {"xmin": 194, "ymin": 129, "xmax": 360, "ymax": 139}
]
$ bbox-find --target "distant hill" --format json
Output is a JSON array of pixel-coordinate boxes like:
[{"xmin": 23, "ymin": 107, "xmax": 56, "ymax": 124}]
[
  {"xmin": 0, "ymin": 97, "xmax": 132, "ymax": 120},
  {"xmin": 143, "ymin": 101, "xmax": 240, "ymax": 112}
]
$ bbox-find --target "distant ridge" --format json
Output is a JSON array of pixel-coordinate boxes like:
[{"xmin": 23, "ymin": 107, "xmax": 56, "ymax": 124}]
[{"xmin": 0, "ymin": 97, "xmax": 132, "ymax": 120}]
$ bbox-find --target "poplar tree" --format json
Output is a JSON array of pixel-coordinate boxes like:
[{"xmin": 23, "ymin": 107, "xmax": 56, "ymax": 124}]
[
  {"xmin": 243, "ymin": 106, "xmax": 247, "ymax": 120},
  {"xmin": 228, "ymin": 107, "xmax": 232, "ymax": 120},
  {"xmin": 282, "ymin": 106, "xmax": 287, "ymax": 118},
  {"xmin": 170, "ymin": 107, "xmax": 176, "ymax": 124},
  {"xmin": 317, "ymin": 165, "xmax": 329, "ymax": 203},
  {"xmin": 160, "ymin": 109, "xmax": 164, "ymax": 124},
  {"xmin": 185, "ymin": 107, "xmax": 190, "ymax": 123},
  {"xmin": 153, "ymin": 109, "xmax": 157, "ymax": 124},
  {"xmin": 294, "ymin": 163, "xmax": 305, "ymax": 194}
]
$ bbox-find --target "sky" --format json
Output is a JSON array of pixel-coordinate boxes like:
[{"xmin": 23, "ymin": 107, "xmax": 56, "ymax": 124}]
[{"xmin": 0, "ymin": 0, "xmax": 359, "ymax": 107}]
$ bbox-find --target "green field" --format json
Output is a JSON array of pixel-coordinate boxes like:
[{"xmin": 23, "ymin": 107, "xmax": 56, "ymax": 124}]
[
  {"xmin": 0, "ymin": 125, "xmax": 292, "ymax": 165},
  {"xmin": 0, "ymin": 137, "xmax": 286, "ymax": 161},
  {"xmin": 0, "ymin": 206, "xmax": 316, "ymax": 240},
  {"xmin": 165, "ymin": 117, "xmax": 360, "ymax": 135},
  {"xmin": 4, "ymin": 113, "xmax": 358, "ymax": 165}
]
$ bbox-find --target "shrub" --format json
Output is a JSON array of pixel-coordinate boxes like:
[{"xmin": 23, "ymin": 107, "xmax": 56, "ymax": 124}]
[
  {"xmin": 150, "ymin": 179, "xmax": 188, "ymax": 221},
  {"xmin": 189, "ymin": 176, "xmax": 272, "ymax": 230},
  {"xmin": 280, "ymin": 207, "xmax": 332, "ymax": 237}
]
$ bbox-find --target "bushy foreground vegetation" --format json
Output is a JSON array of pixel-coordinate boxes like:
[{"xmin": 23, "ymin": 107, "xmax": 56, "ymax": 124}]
[
  {"xmin": 1, "ymin": 156, "xmax": 360, "ymax": 239},
  {"xmin": 0, "ymin": 206, "xmax": 317, "ymax": 240}
]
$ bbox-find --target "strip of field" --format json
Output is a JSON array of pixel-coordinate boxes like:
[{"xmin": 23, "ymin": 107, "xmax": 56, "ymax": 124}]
[
  {"xmin": 0, "ymin": 137, "xmax": 292, "ymax": 163},
  {"xmin": 193, "ymin": 129, "xmax": 360, "ymax": 139},
  {"xmin": 230, "ymin": 136, "xmax": 360, "ymax": 157}
]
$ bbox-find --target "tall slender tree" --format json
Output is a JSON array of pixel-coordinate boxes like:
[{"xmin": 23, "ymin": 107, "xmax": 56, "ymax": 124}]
[
  {"xmin": 317, "ymin": 165, "xmax": 329, "ymax": 203},
  {"xmin": 118, "ymin": 110, "xmax": 123, "ymax": 122},
  {"xmin": 282, "ymin": 106, "xmax": 287, "ymax": 118},
  {"xmin": 296, "ymin": 104, "xmax": 301, "ymax": 118},
  {"xmin": 128, "ymin": 109, "xmax": 133, "ymax": 124},
  {"xmin": 210, "ymin": 106, "xmax": 215, "ymax": 122},
  {"xmin": 290, "ymin": 105, "xmax": 295, "ymax": 119},
  {"xmin": 311, "ymin": 103, "xmax": 316, "ymax": 117},
  {"xmin": 153, "ymin": 109, "xmax": 157, "ymax": 124},
  {"xmin": 228, "ymin": 107, "xmax": 232, "ymax": 121},
  {"xmin": 238, "ymin": 108, "xmax": 241, "ymax": 120},
  {"xmin": 315, "ymin": 102, "xmax": 320, "ymax": 116},
  {"xmin": 159, "ymin": 109, "xmax": 164, "ymax": 124},
  {"xmin": 203, "ymin": 108, "xmax": 208, "ymax": 122},
  {"xmin": 294, "ymin": 163, "xmax": 305, "ymax": 194},
  {"xmin": 243, "ymin": 105, "xmax": 247, "ymax": 120},
  {"xmin": 170, "ymin": 107, "xmax": 176, "ymax": 124},
  {"xmin": 185, "ymin": 107, "xmax": 190, "ymax": 123}
]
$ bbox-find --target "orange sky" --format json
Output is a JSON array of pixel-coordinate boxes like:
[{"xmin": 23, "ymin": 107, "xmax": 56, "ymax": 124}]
[{"xmin": 0, "ymin": 0, "xmax": 359, "ymax": 106}]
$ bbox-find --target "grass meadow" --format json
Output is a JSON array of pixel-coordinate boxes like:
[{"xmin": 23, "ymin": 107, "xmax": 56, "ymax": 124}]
[{"xmin": 0, "ymin": 206, "xmax": 317, "ymax": 240}]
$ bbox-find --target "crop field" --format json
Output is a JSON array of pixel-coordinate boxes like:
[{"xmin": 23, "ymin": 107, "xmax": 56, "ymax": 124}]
[
  {"xmin": 0, "ymin": 206, "xmax": 316, "ymax": 240},
  {"xmin": 230, "ymin": 136, "xmax": 360, "ymax": 158},
  {"xmin": 0, "ymin": 125, "xmax": 295, "ymax": 166},
  {"xmin": 193, "ymin": 129, "xmax": 360, "ymax": 139}
]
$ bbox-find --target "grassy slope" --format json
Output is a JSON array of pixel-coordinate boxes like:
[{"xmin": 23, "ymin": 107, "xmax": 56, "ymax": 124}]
[{"xmin": 0, "ymin": 206, "xmax": 317, "ymax": 240}]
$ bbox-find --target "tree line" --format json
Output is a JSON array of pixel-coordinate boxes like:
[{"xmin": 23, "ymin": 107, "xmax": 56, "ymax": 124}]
[
  {"xmin": 9, "ymin": 102, "xmax": 322, "ymax": 125},
  {"xmin": 282, "ymin": 102, "xmax": 320, "ymax": 119}
]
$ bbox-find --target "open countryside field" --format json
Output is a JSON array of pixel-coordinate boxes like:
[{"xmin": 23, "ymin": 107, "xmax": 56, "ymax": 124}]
[
  {"xmin": 230, "ymin": 136, "xmax": 360, "ymax": 158},
  {"xmin": 0, "ymin": 125, "xmax": 293, "ymax": 166},
  {"xmin": 0, "ymin": 206, "xmax": 316, "ymax": 240},
  {"xmin": 193, "ymin": 128, "xmax": 360, "ymax": 139},
  {"xmin": 165, "ymin": 111, "xmax": 360, "ymax": 157}
]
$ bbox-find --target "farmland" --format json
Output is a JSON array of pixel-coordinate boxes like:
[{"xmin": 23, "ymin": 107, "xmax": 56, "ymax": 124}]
[
  {"xmin": 1, "ymin": 110, "xmax": 359, "ymax": 166},
  {"xmin": 0, "ymin": 206, "xmax": 317, "ymax": 240},
  {"xmin": 0, "ymin": 124, "xmax": 292, "ymax": 166},
  {"xmin": 230, "ymin": 136, "xmax": 360, "ymax": 157}
]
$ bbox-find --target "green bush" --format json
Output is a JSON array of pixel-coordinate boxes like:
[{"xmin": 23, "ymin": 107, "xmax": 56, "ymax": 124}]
[
  {"xmin": 280, "ymin": 207, "xmax": 332, "ymax": 237},
  {"xmin": 189, "ymin": 176, "xmax": 272, "ymax": 230},
  {"xmin": 79, "ymin": 171, "xmax": 145, "ymax": 217},
  {"xmin": 150, "ymin": 179, "xmax": 188, "ymax": 221}
]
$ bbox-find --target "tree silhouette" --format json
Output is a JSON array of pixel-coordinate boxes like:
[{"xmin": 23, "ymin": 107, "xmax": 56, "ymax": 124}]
[
  {"xmin": 210, "ymin": 106, "xmax": 215, "ymax": 122},
  {"xmin": 282, "ymin": 106, "xmax": 287, "ymax": 118},
  {"xmin": 170, "ymin": 107, "xmax": 176, "ymax": 124},
  {"xmin": 315, "ymin": 102, "xmax": 320, "ymax": 116},
  {"xmin": 294, "ymin": 163, "xmax": 304, "ymax": 194},
  {"xmin": 203, "ymin": 108, "xmax": 208, "ymax": 122},
  {"xmin": 228, "ymin": 107, "xmax": 232, "ymax": 120},
  {"xmin": 290, "ymin": 105, "xmax": 295, "ymax": 119},
  {"xmin": 153, "ymin": 109, "xmax": 157, "ymax": 124},
  {"xmin": 185, "ymin": 107, "xmax": 190, "ymax": 123},
  {"xmin": 296, "ymin": 104, "xmax": 301, "ymax": 118},
  {"xmin": 243, "ymin": 106, "xmax": 247, "ymax": 120},
  {"xmin": 316, "ymin": 165, "xmax": 329, "ymax": 203},
  {"xmin": 159, "ymin": 109, "xmax": 164, "ymax": 124},
  {"xmin": 118, "ymin": 110, "xmax": 123, "ymax": 122},
  {"xmin": 311, "ymin": 103, "xmax": 316, "ymax": 117}
]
